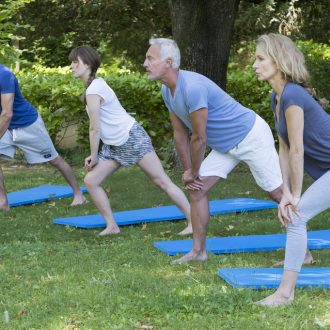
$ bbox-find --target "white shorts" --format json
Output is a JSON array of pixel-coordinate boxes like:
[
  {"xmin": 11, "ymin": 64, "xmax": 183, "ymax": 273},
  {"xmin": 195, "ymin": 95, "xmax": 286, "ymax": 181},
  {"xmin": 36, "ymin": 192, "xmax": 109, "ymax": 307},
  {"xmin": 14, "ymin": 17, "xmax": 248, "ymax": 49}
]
[
  {"xmin": 199, "ymin": 115, "xmax": 282, "ymax": 192},
  {"xmin": 0, "ymin": 114, "xmax": 58, "ymax": 164}
]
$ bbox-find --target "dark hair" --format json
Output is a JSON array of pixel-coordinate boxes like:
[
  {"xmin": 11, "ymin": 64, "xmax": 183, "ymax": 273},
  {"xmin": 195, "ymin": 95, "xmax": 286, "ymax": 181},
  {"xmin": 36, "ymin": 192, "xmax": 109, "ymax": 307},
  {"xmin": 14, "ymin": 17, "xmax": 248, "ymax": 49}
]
[{"xmin": 69, "ymin": 45, "xmax": 101, "ymax": 87}]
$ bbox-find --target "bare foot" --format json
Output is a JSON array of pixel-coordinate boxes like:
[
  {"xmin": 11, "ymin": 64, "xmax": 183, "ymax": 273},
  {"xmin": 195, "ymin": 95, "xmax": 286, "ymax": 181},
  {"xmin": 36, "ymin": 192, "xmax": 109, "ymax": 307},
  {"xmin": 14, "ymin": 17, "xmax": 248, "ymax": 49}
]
[
  {"xmin": 0, "ymin": 203, "xmax": 10, "ymax": 211},
  {"xmin": 70, "ymin": 194, "xmax": 87, "ymax": 206},
  {"xmin": 170, "ymin": 251, "xmax": 208, "ymax": 265},
  {"xmin": 99, "ymin": 225, "xmax": 120, "ymax": 236},
  {"xmin": 255, "ymin": 292, "xmax": 294, "ymax": 307},
  {"xmin": 177, "ymin": 223, "xmax": 193, "ymax": 236}
]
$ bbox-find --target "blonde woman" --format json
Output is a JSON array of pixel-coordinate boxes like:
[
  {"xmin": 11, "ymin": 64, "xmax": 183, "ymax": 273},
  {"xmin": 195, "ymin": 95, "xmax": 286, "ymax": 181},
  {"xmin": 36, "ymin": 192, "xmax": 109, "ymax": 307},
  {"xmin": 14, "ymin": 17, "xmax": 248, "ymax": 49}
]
[
  {"xmin": 69, "ymin": 45, "xmax": 191, "ymax": 236},
  {"xmin": 253, "ymin": 33, "xmax": 330, "ymax": 306}
]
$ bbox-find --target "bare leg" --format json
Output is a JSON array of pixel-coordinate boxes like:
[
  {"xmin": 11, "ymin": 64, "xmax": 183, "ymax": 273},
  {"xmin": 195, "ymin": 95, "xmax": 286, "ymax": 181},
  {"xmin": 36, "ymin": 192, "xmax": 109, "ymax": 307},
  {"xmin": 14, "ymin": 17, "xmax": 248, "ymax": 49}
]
[
  {"xmin": 49, "ymin": 156, "xmax": 86, "ymax": 206},
  {"xmin": 0, "ymin": 166, "xmax": 9, "ymax": 211},
  {"xmin": 137, "ymin": 152, "xmax": 192, "ymax": 235},
  {"xmin": 84, "ymin": 159, "xmax": 121, "ymax": 236},
  {"xmin": 267, "ymin": 185, "xmax": 282, "ymax": 203},
  {"xmin": 255, "ymin": 270, "xmax": 297, "ymax": 306},
  {"xmin": 170, "ymin": 176, "xmax": 220, "ymax": 264}
]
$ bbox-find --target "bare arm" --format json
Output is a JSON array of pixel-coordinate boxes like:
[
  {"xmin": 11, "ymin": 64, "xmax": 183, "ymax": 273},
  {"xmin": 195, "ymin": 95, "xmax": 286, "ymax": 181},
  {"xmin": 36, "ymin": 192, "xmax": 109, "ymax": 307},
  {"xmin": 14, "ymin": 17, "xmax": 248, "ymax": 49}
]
[
  {"xmin": 189, "ymin": 108, "xmax": 207, "ymax": 178},
  {"xmin": 170, "ymin": 111, "xmax": 191, "ymax": 170},
  {"xmin": 278, "ymin": 105, "xmax": 304, "ymax": 225},
  {"xmin": 285, "ymin": 105, "xmax": 304, "ymax": 198},
  {"xmin": 278, "ymin": 135, "xmax": 291, "ymax": 195},
  {"xmin": 85, "ymin": 94, "xmax": 102, "ymax": 170},
  {"xmin": 0, "ymin": 93, "xmax": 14, "ymax": 139}
]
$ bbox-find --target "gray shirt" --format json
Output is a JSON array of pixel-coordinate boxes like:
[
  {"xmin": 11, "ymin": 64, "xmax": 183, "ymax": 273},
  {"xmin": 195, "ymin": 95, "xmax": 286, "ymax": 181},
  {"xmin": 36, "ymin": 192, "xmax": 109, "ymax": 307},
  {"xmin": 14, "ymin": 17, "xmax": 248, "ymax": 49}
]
[{"xmin": 272, "ymin": 82, "xmax": 330, "ymax": 180}]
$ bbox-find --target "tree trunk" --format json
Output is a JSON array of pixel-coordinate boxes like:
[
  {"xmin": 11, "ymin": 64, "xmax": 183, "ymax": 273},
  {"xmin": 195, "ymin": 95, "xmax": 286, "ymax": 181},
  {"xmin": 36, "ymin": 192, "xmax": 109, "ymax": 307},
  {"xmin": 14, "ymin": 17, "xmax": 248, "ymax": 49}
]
[{"xmin": 169, "ymin": 0, "xmax": 240, "ymax": 89}]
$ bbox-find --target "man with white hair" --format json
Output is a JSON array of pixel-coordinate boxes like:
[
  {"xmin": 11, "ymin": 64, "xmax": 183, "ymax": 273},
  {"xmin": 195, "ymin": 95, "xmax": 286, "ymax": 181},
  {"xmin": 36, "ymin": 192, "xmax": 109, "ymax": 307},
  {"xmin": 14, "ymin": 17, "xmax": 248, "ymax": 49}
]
[{"xmin": 144, "ymin": 38, "xmax": 283, "ymax": 264}]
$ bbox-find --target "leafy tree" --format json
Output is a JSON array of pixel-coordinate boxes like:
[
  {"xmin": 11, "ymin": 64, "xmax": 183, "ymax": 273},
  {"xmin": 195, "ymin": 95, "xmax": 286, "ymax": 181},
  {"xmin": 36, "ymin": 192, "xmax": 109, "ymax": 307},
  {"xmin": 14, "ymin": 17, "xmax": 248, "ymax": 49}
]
[
  {"xmin": 234, "ymin": 0, "xmax": 330, "ymax": 45},
  {"xmin": 17, "ymin": 0, "xmax": 171, "ymax": 68},
  {"xmin": 0, "ymin": 0, "xmax": 34, "ymax": 67}
]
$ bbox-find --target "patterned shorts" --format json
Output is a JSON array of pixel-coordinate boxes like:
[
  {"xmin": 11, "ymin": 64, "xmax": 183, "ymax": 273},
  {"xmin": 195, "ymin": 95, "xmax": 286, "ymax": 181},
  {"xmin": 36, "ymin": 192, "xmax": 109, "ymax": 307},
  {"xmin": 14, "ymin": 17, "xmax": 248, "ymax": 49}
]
[{"xmin": 98, "ymin": 121, "xmax": 154, "ymax": 167}]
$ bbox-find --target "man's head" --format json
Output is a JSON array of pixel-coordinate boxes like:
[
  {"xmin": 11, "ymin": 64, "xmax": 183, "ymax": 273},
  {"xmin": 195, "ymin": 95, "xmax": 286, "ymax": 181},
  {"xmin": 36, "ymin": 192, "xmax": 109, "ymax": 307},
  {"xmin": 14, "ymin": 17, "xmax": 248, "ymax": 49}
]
[{"xmin": 144, "ymin": 38, "xmax": 180, "ymax": 81}]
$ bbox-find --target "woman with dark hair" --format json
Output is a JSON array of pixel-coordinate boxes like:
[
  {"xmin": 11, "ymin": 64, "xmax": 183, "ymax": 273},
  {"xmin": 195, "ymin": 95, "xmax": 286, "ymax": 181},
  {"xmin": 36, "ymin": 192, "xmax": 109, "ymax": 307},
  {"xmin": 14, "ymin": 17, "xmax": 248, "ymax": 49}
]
[
  {"xmin": 253, "ymin": 33, "xmax": 330, "ymax": 306},
  {"xmin": 69, "ymin": 45, "xmax": 192, "ymax": 236}
]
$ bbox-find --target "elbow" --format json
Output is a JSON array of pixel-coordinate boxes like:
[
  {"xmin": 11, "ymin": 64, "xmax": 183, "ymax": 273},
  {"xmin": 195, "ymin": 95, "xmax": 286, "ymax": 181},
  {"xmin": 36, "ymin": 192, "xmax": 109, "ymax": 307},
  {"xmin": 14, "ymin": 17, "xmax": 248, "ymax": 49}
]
[
  {"xmin": 90, "ymin": 126, "xmax": 100, "ymax": 136},
  {"xmin": 191, "ymin": 133, "xmax": 207, "ymax": 146},
  {"xmin": 1, "ymin": 112, "xmax": 13, "ymax": 122},
  {"xmin": 289, "ymin": 147, "xmax": 304, "ymax": 160}
]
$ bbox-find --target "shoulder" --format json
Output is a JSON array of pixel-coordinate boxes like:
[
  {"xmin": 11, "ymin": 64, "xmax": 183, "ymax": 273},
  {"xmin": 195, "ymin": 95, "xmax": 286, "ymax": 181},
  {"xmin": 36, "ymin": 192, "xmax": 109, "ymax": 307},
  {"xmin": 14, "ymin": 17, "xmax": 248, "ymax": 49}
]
[
  {"xmin": 87, "ymin": 77, "xmax": 107, "ymax": 92},
  {"xmin": 282, "ymin": 82, "xmax": 308, "ymax": 99},
  {"xmin": 0, "ymin": 65, "xmax": 15, "ymax": 81},
  {"xmin": 180, "ymin": 71, "xmax": 207, "ymax": 94}
]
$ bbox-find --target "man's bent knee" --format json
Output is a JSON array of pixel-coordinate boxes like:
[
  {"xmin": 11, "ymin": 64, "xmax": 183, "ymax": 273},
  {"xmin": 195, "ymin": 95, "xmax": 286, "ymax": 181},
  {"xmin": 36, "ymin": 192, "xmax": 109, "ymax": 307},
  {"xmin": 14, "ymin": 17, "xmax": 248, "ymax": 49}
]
[
  {"xmin": 189, "ymin": 188, "xmax": 208, "ymax": 203},
  {"xmin": 268, "ymin": 185, "xmax": 282, "ymax": 203}
]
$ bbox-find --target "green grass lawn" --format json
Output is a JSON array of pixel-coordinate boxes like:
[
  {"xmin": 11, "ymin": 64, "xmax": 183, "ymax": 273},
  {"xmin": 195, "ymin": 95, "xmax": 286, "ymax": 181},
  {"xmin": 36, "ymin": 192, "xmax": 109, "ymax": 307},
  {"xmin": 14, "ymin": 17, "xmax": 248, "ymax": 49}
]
[{"xmin": 0, "ymin": 156, "xmax": 329, "ymax": 330}]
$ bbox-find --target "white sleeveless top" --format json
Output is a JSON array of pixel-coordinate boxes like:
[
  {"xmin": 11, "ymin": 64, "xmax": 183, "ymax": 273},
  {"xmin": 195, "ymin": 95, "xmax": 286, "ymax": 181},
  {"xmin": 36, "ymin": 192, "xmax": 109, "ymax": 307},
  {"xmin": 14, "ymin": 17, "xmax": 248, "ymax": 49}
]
[{"xmin": 86, "ymin": 77, "xmax": 135, "ymax": 146}]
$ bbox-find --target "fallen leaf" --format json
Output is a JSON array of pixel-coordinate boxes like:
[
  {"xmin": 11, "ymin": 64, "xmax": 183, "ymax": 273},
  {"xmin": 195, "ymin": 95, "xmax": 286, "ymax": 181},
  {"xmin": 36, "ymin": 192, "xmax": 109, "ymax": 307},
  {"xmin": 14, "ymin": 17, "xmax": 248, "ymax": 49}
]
[
  {"xmin": 225, "ymin": 225, "xmax": 234, "ymax": 231},
  {"xmin": 135, "ymin": 321, "xmax": 154, "ymax": 330}
]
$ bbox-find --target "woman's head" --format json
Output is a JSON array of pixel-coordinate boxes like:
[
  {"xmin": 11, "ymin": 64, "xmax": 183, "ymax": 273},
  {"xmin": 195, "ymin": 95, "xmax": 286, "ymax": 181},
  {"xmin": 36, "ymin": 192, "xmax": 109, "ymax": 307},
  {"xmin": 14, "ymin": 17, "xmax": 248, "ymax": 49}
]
[
  {"xmin": 69, "ymin": 45, "xmax": 101, "ymax": 83},
  {"xmin": 255, "ymin": 33, "xmax": 309, "ymax": 84}
]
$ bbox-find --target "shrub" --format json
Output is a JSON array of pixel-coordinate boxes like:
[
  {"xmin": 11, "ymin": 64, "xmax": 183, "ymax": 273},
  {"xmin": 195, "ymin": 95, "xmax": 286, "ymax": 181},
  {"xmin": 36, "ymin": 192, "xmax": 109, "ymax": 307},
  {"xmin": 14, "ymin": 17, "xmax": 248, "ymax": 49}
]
[
  {"xmin": 17, "ymin": 66, "xmax": 172, "ymax": 151},
  {"xmin": 16, "ymin": 39, "xmax": 329, "ymax": 154}
]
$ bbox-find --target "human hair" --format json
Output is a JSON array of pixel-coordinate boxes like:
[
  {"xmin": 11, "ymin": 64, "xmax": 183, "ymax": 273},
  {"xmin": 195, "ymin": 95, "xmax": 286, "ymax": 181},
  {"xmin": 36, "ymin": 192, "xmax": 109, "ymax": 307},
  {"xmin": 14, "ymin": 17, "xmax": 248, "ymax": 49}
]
[
  {"xmin": 149, "ymin": 38, "xmax": 180, "ymax": 69},
  {"xmin": 69, "ymin": 45, "xmax": 101, "ymax": 87},
  {"xmin": 256, "ymin": 33, "xmax": 309, "ymax": 84},
  {"xmin": 257, "ymin": 33, "xmax": 328, "ymax": 108}
]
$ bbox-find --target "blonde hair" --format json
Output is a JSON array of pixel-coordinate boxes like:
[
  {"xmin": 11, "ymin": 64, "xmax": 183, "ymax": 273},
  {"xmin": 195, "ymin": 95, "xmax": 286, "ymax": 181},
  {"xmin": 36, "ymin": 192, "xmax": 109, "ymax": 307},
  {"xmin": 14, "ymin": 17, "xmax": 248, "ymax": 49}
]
[
  {"xmin": 257, "ymin": 33, "xmax": 329, "ymax": 108},
  {"xmin": 256, "ymin": 33, "xmax": 309, "ymax": 84}
]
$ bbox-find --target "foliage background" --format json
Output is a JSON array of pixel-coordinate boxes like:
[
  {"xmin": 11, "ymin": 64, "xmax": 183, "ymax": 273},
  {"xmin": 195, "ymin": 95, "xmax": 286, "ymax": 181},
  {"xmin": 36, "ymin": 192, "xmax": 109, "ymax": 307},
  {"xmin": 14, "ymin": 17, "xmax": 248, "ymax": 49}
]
[
  {"xmin": 0, "ymin": 0, "xmax": 329, "ymax": 154},
  {"xmin": 15, "ymin": 41, "xmax": 329, "ymax": 152}
]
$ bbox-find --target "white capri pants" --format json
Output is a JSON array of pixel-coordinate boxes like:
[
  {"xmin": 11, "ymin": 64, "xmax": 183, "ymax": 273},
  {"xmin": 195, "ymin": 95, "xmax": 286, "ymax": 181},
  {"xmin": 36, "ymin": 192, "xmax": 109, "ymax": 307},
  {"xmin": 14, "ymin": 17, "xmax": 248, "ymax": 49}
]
[{"xmin": 284, "ymin": 170, "xmax": 330, "ymax": 272}]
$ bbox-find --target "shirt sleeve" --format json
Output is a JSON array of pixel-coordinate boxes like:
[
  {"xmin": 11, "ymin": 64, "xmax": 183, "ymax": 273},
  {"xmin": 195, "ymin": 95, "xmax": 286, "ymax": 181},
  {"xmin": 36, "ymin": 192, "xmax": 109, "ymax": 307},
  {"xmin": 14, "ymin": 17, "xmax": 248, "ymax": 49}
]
[
  {"xmin": 86, "ymin": 79, "xmax": 107, "ymax": 98},
  {"xmin": 0, "ymin": 70, "xmax": 16, "ymax": 94},
  {"xmin": 186, "ymin": 83, "xmax": 208, "ymax": 113},
  {"xmin": 161, "ymin": 85, "xmax": 173, "ymax": 112},
  {"xmin": 282, "ymin": 84, "xmax": 305, "ymax": 113}
]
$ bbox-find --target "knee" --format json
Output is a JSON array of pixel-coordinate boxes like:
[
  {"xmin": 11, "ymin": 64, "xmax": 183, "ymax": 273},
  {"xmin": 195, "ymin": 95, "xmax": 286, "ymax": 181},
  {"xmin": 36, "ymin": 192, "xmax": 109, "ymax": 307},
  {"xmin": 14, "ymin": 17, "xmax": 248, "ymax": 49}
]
[
  {"xmin": 189, "ymin": 189, "xmax": 207, "ymax": 203},
  {"xmin": 152, "ymin": 176, "xmax": 171, "ymax": 192},
  {"xmin": 49, "ymin": 156, "xmax": 61, "ymax": 167},
  {"xmin": 84, "ymin": 173, "xmax": 97, "ymax": 189},
  {"xmin": 268, "ymin": 186, "xmax": 282, "ymax": 202}
]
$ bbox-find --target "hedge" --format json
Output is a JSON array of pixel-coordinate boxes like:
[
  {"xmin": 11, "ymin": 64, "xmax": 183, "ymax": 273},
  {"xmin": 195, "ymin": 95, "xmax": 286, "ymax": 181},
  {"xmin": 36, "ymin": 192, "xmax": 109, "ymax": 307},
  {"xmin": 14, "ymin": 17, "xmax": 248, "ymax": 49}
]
[{"xmin": 16, "ymin": 41, "xmax": 329, "ymax": 152}]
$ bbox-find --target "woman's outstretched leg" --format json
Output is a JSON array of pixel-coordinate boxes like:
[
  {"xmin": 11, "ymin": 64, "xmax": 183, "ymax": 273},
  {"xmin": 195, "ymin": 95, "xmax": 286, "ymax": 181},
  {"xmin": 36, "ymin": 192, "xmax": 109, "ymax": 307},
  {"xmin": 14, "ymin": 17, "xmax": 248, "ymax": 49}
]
[{"xmin": 138, "ymin": 151, "xmax": 192, "ymax": 235}]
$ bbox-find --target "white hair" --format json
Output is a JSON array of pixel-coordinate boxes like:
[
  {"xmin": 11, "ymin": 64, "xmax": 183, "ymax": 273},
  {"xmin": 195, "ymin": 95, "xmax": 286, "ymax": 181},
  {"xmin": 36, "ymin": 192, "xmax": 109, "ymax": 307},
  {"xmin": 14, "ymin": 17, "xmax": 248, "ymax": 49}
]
[{"xmin": 149, "ymin": 38, "xmax": 181, "ymax": 69}]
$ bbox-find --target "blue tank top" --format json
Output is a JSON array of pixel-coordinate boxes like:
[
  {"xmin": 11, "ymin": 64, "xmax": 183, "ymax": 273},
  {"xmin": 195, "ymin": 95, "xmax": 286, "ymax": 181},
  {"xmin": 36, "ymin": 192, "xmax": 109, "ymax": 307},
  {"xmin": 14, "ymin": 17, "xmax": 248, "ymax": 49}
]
[
  {"xmin": 272, "ymin": 82, "xmax": 330, "ymax": 180},
  {"xmin": 162, "ymin": 70, "xmax": 256, "ymax": 153},
  {"xmin": 0, "ymin": 65, "xmax": 38, "ymax": 129}
]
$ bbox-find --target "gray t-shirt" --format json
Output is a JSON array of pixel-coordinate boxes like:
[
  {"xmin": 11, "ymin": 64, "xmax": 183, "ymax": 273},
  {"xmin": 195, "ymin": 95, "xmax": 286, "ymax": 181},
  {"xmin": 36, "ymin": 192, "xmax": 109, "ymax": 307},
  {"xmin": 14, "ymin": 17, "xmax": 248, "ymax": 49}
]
[{"xmin": 272, "ymin": 82, "xmax": 330, "ymax": 180}]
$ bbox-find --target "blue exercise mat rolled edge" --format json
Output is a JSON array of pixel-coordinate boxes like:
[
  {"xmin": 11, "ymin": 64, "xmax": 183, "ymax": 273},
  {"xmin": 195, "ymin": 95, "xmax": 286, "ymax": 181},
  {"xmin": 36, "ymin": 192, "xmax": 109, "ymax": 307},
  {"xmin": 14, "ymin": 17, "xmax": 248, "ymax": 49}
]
[
  {"xmin": 8, "ymin": 185, "xmax": 87, "ymax": 207},
  {"xmin": 153, "ymin": 229, "xmax": 330, "ymax": 255},
  {"xmin": 53, "ymin": 198, "xmax": 277, "ymax": 228},
  {"xmin": 218, "ymin": 267, "xmax": 330, "ymax": 289}
]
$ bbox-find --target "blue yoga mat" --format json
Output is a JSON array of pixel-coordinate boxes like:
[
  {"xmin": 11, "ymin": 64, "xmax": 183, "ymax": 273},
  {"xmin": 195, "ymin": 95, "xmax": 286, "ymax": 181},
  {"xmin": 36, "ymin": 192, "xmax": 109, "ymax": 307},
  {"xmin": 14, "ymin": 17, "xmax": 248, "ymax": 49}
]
[
  {"xmin": 8, "ymin": 185, "xmax": 87, "ymax": 207},
  {"xmin": 53, "ymin": 198, "xmax": 277, "ymax": 228},
  {"xmin": 153, "ymin": 230, "xmax": 330, "ymax": 255},
  {"xmin": 218, "ymin": 267, "xmax": 330, "ymax": 289}
]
